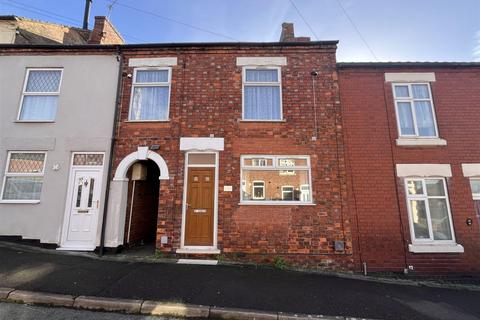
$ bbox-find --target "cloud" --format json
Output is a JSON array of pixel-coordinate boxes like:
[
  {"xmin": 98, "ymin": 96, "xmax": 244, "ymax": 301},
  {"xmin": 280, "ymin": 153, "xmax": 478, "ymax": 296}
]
[{"xmin": 474, "ymin": 30, "xmax": 480, "ymax": 62}]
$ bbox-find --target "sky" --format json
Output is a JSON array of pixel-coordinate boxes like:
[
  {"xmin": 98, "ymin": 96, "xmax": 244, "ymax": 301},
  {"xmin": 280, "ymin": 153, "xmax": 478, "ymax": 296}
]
[{"xmin": 1, "ymin": 0, "xmax": 479, "ymax": 62}]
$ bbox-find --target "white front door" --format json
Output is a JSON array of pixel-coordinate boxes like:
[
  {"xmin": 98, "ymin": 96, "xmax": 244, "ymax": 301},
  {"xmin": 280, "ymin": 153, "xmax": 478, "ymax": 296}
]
[{"xmin": 60, "ymin": 153, "xmax": 104, "ymax": 251}]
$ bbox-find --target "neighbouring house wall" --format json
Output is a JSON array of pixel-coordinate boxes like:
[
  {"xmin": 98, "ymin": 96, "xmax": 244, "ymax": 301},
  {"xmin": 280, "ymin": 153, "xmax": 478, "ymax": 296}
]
[
  {"xmin": 339, "ymin": 66, "xmax": 480, "ymax": 273},
  {"xmin": 0, "ymin": 54, "xmax": 119, "ymax": 244},
  {"xmin": 112, "ymin": 44, "xmax": 354, "ymax": 270}
]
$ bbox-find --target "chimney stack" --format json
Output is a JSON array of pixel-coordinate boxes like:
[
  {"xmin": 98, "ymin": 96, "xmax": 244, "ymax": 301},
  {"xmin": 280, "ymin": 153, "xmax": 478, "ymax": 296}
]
[
  {"xmin": 83, "ymin": 0, "xmax": 92, "ymax": 29},
  {"xmin": 279, "ymin": 22, "xmax": 311, "ymax": 42}
]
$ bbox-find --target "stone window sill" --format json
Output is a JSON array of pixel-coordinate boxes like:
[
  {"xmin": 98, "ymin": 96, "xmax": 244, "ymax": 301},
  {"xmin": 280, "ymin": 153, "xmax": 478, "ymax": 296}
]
[
  {"xmin": 0, "ymin": 200, "xmax": 40, "ymax": 204},
  {"xmin": 408, "ymin": 243, "xmax": 464, "ymax": 253},
  {"xmin": 396, "ymin": 138, "xmax": 447, "ymax": 147}
]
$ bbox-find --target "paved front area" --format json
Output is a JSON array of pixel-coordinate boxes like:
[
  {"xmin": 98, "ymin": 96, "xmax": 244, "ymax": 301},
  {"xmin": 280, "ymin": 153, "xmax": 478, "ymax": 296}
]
[
  {"xmin": 0, "ymin": 301, "xmax": 174, "ymax": 320},
  {"xmin": 0, "ymin": 243, "xmax": 479, "ymax": 320}
]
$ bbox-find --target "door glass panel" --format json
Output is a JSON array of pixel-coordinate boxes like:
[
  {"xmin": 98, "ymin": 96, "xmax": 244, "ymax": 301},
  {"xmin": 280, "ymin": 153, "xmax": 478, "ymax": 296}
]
[
  {"xmin": 410, "ymin": 200, "xmax": 430, "ymax": 239},
  {"xmin": 76, "ymin": 181, "xmax": 83, "ymax": 208},
  {"xmin": 429, "ymin": 199, "xmax": 453, "ymax": 240},
  {"xmin": 87, "ymin": 178, "xmax": 95, "ymax": 208}
]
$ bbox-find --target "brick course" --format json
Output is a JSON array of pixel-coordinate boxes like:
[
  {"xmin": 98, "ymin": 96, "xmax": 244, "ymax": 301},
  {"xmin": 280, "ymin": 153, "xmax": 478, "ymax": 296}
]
[{"xmin": 339, "ymin": 66, "xmax": 480, "ymax": 273}]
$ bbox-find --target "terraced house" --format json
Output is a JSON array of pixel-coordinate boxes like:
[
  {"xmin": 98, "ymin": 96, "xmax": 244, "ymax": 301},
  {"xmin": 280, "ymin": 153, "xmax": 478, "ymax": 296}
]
[{"xmin": 1, "ymin": 16, "xmax": 479, "ymax": 274}]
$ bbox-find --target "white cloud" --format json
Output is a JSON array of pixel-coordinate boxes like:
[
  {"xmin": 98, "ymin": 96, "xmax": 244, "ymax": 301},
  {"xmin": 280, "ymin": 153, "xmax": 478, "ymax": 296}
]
[{"xmin": 474, "ymin": 30, "xmax": 480, "ymax": 62}]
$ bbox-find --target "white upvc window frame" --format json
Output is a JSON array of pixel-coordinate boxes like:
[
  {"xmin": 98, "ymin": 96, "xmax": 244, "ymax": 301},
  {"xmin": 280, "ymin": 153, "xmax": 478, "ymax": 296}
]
[
  {"xmin": 252, "ymin": 180, "xmax": 265, "ymax": 200},
  {"xmin": 469, "ymin": 178, "xmax": 480, "ymax": 200},
  {"xmin": 404, "ymin": 177, "xmax": 456, "ymax": 245},
  {"xmin": 1, "ymin": 151, "xmax": 47, "ymax": 203},
  {"xmin": 240, "ymin": 155, "xmax": 313, "ymax": 205},
  {"xmin": 17, "ymin": 68, "xmax": 63, "ymax": 122},
  {"xmin": 241, "ymin": 66, "xmax": 283, "ymax": 121},
  {"xmin": 128, "ymin": 67, "xmax": 172, "ymax": 122},
  {"xmin": 392, "ymin": 82, "xmax": 439, "ymax": 138}
]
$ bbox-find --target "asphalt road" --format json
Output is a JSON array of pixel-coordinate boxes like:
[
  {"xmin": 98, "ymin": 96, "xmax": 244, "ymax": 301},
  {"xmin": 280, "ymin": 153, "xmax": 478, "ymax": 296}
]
[
  {"xmin": 0, "ymin": 244, "xmax": 479, "ymax": 320},
  {"xmin": 0, "ymin": 301, "xmax": 174, "ymax": 320}
]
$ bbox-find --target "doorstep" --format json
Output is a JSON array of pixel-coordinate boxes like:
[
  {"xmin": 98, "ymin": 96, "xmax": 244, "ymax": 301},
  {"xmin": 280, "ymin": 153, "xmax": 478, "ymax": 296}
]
[{"xmin": 176, "ymin": 248, "xmax": 221, "ymax": 254}]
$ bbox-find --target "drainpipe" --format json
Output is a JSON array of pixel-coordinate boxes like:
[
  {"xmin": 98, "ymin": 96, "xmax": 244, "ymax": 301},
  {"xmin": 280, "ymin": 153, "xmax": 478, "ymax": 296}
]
[{"xmin": 99, "ymin": 46, "xmax": 124, "ymax": 256}]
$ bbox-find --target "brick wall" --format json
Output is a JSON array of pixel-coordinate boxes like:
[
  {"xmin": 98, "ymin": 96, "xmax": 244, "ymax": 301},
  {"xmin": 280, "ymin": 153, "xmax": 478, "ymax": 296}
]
[
  {"xmin": 339, "ymin": 66, "xmax": 480, "ymax": 273},
  {"xmin": 112, "ymin": 44, "xmax": 353, "ymax": 270}
]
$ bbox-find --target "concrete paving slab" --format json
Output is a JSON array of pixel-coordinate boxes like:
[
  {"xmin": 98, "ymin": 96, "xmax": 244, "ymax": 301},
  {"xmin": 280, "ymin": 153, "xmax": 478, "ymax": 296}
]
[
  {"xmin": 8, "ymin": 290, "xmax": 74, "ymax": 307},
  {"xmin": 141, "ymin": 300, "xmax": 210, "ymax": 317},
  {"xmin": 74, "ymin": 295, "xmax": 142, "ymax": 313}
]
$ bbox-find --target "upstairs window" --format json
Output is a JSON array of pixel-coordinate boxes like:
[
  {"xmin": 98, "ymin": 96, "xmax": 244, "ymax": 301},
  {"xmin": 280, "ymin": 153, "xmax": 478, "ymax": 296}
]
[
  {"xmin": 241, "ymin": 155, "xmax": 312, "ymax": 204},
  {"xmin": 393, "ymin": 83, "xmax": 438, "ymax": 138},
  {"xmin": 393, "ymin": 83, "xmax": 438, "ymax": 137},
  {"xmin": 242, "ymin": 67, "xmax": 282, "ymax": 121},
  {"xmin": 18, "ymin": 69, "xmax": 62, "ymax": 121},
  {"xmin": 405, "ymin": 178, "xmax": 455, "ymax": 242},
  {"xmin": 1, "ymin": 152, "xmax": 46, "ymax": 201},
  {"xmin": 129, "ymin": 68, "xmax": 171, "ymax": 121}
]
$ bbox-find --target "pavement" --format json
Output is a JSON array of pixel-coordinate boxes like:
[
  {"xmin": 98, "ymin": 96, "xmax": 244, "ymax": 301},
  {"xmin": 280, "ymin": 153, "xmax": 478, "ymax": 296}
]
[{"xmin": 0, "ymin": 243, "xmax": 479, "ymax": 320}]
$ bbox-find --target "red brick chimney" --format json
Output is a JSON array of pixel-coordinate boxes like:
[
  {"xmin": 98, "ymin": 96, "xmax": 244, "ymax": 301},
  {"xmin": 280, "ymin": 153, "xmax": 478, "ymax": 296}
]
[
  {"xmin": 88, "ymin": 16, "xmax": 124, "ymax": 44},
  {"xmin": 279, "ymin": 22, "xmax": 310, "ymax": 42}
]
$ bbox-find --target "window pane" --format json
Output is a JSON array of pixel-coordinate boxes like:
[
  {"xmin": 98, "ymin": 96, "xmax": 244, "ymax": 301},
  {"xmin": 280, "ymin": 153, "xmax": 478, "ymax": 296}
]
[
  {"xmin": 470, "ymin": 180, "xmax": 480, "ymax": 194},
  {"xmin": 282, "ymin": 186, "xmax": 294, "ymax": 200},
  {"xmin": 246, "ymin": 69, "xmax": 278, "ymax": 82},
  {"xmin": 8, "ymin": 153, "xmax": 45, "ymax": 173},
  {"xmin": 278, "ymin": 158, "xmax": 308, "ymax": 167},
  {"xmin": 243, "ymin": 158, "xmax": 273, "ymax": 167},
  {"xmin": 188, "ymin": 153, "xmax": 215, "ymax": 165},
  {"xmin": 394, "ymin": 85, "xmax": 409, "ymax": 98},
  {"xmin": 130, "ymin": 86, "xmax": 169, "ymax": 120},
  {"xmin": 414, "ymin": 101, "xmax": 436, "ymax": 136},
  {"xmin": 411, "ymin": 84, "xmax": 430, "ymax": 99},
  {"xmin": 20, "ymin": 96, "xmax": 58, "ymax": 121},
  {"xmin": 410, "ymin": 200, "xmax": 430, "ymax": 239},
  {"xmin": 135, "ymin": 70, "xmax": 169, "ymax": 83},
  {"xmin": 244, "ymin": 86, "xmax": 281, "ymax": 120},
  {"xmin": 242, "ymin": 169, "xmax": 310, "ymax": 201},
  {"xmin": 429, "ymin": 199, "xmax": 453, "ymax": 240},
  {"xmin": 426, "ymin": 179, "xmax": 445, "ymax": 196},
  {"xmin": 2, "ymin": 176, "xmax": 43, "ymax": 200},
  {"xmin": 397, "ymin": 102, "xmax": 415, "ymax": 135},
  {"xmin": 26, "ymin": 70, "xmax": 61, "ymax": 92},
  {"xmin": 407, "ymin": 180, "xmax": 423, "ymax": 195}
]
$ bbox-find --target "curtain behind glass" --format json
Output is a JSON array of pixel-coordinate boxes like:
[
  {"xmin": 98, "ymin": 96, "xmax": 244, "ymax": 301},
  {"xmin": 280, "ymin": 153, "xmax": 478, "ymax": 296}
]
[
  {"xmin": 136, "ymin": 70, "xmax": 168, "ymax": 83},
  {"xmin": 246, "ymin": 70, "xmax": 278, "ymax": 82},
  {"xmin": 130, "ymin": 86, "xmax": 169, "ymax": 120},
  {"xmin": 414, "ymin": 101, "xmax": 436, "ymax": 136},
  {"xmin": 244, "ymin": 86, "xmax": 281, "ymax": 120},
  {"xmin": 20, "ymin": 96, "xmax": 58, "ymax": 121},
  {"xmin": 397, "ymin": 102, "xmax": 415, "ymax": 135},
  {"xmin": 3, "ymin": 177, "xmax": 43, "ymax": 200}
]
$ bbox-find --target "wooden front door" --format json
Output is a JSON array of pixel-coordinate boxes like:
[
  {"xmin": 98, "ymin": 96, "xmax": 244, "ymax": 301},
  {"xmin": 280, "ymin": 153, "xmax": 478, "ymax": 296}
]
[{"xmin": 185, "ymin": 168, "xmax": 215, "ymax": 246}]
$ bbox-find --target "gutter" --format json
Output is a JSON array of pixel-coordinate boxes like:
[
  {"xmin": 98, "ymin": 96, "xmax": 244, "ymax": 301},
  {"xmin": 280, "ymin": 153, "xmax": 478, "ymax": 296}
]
[{"xmin": 98, "ymin": 45, "xmax": 123, "ymax": 256}]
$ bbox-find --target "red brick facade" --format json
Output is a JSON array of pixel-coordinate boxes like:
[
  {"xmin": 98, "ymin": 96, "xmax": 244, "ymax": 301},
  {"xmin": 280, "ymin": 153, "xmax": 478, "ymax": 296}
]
[
  {"xmin": 112, "ymin": 43, "xmax": 354, "ymax": 269},
  {"xmin": 339, "ymin": 64, "xmax": 480, "ymax": 273}
]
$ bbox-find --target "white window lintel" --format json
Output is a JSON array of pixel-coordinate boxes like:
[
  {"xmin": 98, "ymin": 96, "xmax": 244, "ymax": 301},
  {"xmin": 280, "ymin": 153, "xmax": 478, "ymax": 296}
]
[
  {"xmin": 180, "ymin": 137, "xmax": 224, "ymax": 151},
  {"xmin": 385, "ymin": 72, "xmax": 436, "ymax": 82},
  {"xmin": 462, "ymin": 164, "xmax": 480, "ymax": 177},
  {"xmin": 236, "ymin": 57, "xmax": 287, "ymax": 66},
  {"xmin": 396, "ymin": 164, "xmax": 452, "ymax": 177},
  {"xmin": 128, "ymin": 57, "xmax": 177, "ymax": 67}
]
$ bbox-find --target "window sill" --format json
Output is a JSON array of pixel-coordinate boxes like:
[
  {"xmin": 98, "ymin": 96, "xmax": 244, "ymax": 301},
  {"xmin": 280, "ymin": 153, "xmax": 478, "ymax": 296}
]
[
  {"xmin": 238, "ymin": 119, "xmax": 286, "ymax": 123},
  {"xmin": 408, "ymin": 243, "xmax": 464, "ymax": 253},
  {"xmin": 0, "ymin": 200, "xmax": 40, "ymax": 204},
  {"xmin": 125, "ymin": 120, "xmax": 170, "ymax": 123},
  {"xmin": 396, "ymin": 138, "xmax": 447, "ymax": 147},
  {"xmin": 239, "ymin": 202, "xmax": 316, "ymax": 206},
  {"xmin": 14, "ymin": 120, "xmax": 55, "ymax": 123}
]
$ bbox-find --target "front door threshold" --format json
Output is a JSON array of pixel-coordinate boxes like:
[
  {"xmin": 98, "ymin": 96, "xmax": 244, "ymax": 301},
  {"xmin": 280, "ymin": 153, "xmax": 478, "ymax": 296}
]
[
  {"xmin": 176, "ymin": 248, "xmax": 220, "ymax": 254},
  {"xmin": 57, "ymin": 246, "xmax": 95, "ymax": 252}
]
